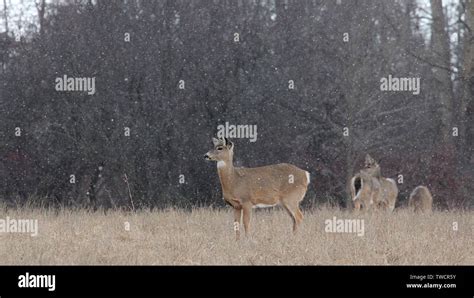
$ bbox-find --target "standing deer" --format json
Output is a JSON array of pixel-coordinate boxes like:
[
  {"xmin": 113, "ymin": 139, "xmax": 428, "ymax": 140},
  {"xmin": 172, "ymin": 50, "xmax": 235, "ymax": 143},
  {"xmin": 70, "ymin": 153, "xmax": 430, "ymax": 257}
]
[
  {"xmin": 351, "ymin": 154, "xmax": 398, "ymax": 212},
  {"xmin": 204, "ymin": 137, "xmax": 310, "ymax": 240},
  {"xmin": 408, "ymin": 186, "xmax": 433, "ymax": 213},
  {"xmin": 350, "ymin": 171, "xmax": 381, "ymax": 212},
  {"xmin": 363, "ymin": 154, "xmax": 398, "ymax": 212}
]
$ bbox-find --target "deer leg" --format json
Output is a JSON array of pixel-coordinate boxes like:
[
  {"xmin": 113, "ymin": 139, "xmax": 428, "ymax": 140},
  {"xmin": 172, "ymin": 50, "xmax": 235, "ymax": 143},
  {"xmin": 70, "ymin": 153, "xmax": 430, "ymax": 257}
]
[
  {"xmin": 292, "ymin": 206, "xmax": 303, "ymax": 233},
  {"xmin": 282, "ymin": 197, "xmax": 302, "ymax": 233},
  {"xmin": 292, "ymin": 190, "xmax": 307, "ymax": 232},
  {"xmin": 242, "ymin": 204, "xmax": 252, "ymax": 236},
  {"xmin": 281, "ymin": 203, "xmax": 297, "ymax": 232},
  {"xmin": 295, "ymin": 207, "xmax": 304, "ymax": 224},
  {"xmin": 233, "ymin": 208, "xmax": 242, "ymax": 240}
]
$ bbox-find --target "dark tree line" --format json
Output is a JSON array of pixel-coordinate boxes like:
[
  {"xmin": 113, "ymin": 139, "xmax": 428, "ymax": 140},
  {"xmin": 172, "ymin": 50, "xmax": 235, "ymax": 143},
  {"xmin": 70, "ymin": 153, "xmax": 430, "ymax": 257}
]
[{"xmin": 0, "ymin": 0, "xmax": 472, "ymax": 210}]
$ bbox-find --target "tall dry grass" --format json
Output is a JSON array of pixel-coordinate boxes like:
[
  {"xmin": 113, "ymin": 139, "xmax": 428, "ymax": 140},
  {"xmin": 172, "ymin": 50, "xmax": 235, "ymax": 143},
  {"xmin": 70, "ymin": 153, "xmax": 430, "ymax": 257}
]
[{"xmin": 0, "ymin": 206, "xmax": 472, "ymax": 265}]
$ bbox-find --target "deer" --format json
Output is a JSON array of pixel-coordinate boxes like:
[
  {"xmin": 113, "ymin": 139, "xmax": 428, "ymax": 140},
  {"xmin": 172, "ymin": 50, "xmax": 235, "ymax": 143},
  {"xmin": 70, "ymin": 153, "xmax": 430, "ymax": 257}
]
[
  {"xmin": 350, "ymin": 170, "xmax": 381, "ymax": 212},
  {"xmin": 204, "ymin": 137, "xmax": 310, "ymax": 240},
  {"xmin": 350, "ymin": 154, "xmax": 398, "ymax": 212},
  {"xmin": 408, "ymin": 186, "xmax": 433, "ymax": 213},
  {"xmin": 363, "ymin": 154, "xmax": 398, "ymax": 212}
]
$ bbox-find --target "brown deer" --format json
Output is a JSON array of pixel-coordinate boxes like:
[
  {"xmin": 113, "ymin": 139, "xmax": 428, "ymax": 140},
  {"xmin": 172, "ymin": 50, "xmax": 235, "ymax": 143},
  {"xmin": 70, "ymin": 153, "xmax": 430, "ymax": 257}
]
[
  {"xmin": 350, "ymin": 171, "xmax": 381, "ymax": 212},
  {"xmin": 351, "ymin": 154, "xmax": 398, "ymax": 212},
  {"xmin": 408, "ymin": 186, "xmax": 433, "ymax": 213},
  {"xmin": 363, "ymin": 154, "xmax": 398, "ymax": 212},
  {"xmin": 204, "ymin": 137, "xmax": 310, "ymax": 240}
]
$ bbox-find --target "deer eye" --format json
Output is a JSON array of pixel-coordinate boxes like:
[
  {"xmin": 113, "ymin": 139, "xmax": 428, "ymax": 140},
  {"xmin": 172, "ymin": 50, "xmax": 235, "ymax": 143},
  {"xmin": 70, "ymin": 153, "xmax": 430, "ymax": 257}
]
[{"xmin": 217, "ymin": 147, "xmax": 223, "ymax": 151}]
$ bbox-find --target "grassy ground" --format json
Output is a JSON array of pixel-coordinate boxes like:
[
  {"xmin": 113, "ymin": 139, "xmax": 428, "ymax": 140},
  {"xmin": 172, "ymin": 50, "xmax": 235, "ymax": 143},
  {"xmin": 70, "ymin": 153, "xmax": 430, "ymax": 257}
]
[{"xmin": 0, "ymin": 206, "xmax": 472, "ymax": 265}]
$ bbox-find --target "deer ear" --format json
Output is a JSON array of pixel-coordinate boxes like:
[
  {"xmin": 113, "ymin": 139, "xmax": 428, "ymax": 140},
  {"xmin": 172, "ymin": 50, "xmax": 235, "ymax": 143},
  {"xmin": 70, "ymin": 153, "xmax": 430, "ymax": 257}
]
[
  {"xmin": 226, "ymin": 139, "xmax": 234, "ymax": 150},
  {"xmin": 365, "ymin": 154, "xmax": 374, "ymax": 164},
  {"xmin": 223, "ymin": 137, "xmax": 229, "ymax": 146},
  {"xmin": 212, "ymin": 137, "xmax": 220, "ymax": 147}
]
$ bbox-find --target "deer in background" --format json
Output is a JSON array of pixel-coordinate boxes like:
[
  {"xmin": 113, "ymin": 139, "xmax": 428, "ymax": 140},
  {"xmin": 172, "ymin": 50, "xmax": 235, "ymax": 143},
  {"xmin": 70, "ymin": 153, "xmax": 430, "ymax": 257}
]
[
  {"xmin": 408, "ymin": 186, "xmax": 433, "ymax": 213},
  {"xmin": 350, "ymin": 170, "xmax": 381, "ymax": 212},
  {"xmin": 204, "ymin": 137, "xmax": 310, "ymax": 240},
  {"xmin": 363, "ymin": 154, "xmax": 398, "ymax": 211},
  {"xmin": 351, "ymin": 154, "xmax": 398, "ymax": 212}
]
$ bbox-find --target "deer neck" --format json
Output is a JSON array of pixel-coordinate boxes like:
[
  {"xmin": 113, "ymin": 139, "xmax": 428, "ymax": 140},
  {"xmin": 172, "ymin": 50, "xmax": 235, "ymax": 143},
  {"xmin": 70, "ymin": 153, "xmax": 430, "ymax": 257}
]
[{"xmin": 217, "ymin": 159, "xmax": 236, "ymax": 195}]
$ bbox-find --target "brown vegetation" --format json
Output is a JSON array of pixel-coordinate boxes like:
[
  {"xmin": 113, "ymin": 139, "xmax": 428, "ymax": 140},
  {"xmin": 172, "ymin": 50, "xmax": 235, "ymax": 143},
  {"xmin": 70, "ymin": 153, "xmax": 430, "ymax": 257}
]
[{"xmin": 0, "ymin": 207, "xmax": 471, "ymax": 265}]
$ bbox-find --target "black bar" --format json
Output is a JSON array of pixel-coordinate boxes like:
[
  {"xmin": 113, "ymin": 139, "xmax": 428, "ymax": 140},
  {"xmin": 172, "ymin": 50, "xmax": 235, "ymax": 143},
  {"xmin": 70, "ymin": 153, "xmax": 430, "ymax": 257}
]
[{"xmin": 0, "ymin": 266, "xmax": 472, "ymax": 297}]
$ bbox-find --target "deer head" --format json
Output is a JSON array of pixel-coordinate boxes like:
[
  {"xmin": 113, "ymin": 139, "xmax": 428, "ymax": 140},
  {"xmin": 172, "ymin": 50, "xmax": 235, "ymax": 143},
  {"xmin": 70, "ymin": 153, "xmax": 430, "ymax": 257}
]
[
  {"xmin": 204, "ymin": 137, "xmax": 234, "ymax": 165},
  {"xmin": 364, "ymin": 154, "xmax": 379, "ymax": 169},
  {"xmin": 363, "ymin": 154, "xmax": 381, "ymax": 176}
]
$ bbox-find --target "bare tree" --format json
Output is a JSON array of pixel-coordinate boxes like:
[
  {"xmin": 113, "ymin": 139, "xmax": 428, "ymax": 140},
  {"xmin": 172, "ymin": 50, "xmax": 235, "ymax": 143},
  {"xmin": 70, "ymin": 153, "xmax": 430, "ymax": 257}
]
[{"xmin": 430, "ymin": 0, "xmax": 455, "ymax": 142}]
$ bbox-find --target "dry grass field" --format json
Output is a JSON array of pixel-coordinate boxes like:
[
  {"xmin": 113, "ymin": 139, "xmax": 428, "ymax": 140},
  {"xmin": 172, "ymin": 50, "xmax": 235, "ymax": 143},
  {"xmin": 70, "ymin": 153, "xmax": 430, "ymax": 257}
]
[{"xmin": 0, "ymin": 206, "xmax": 472, "ymax": 265}]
